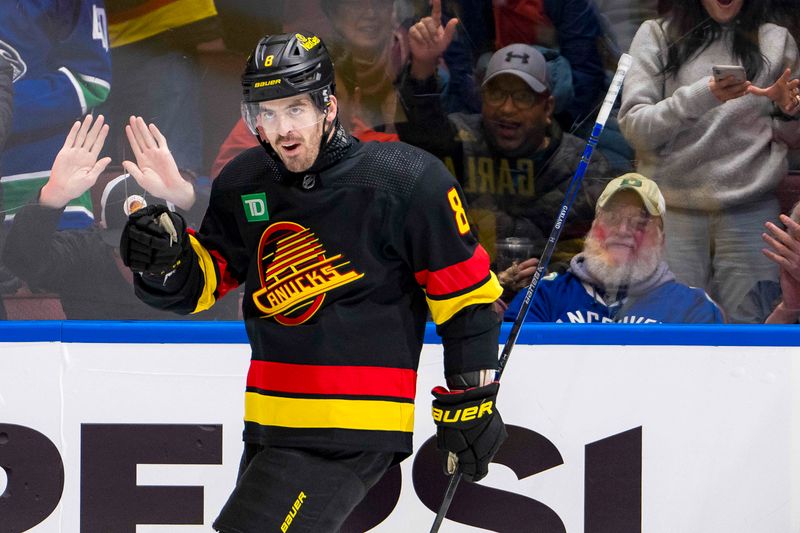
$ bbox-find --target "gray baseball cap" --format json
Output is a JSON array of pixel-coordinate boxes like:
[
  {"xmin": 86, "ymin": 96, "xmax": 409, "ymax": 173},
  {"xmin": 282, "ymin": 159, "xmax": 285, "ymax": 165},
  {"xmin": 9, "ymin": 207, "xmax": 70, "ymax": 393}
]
[{"xmin": 482, "ymin": 44, "xmax": 549, "ymax": 93}]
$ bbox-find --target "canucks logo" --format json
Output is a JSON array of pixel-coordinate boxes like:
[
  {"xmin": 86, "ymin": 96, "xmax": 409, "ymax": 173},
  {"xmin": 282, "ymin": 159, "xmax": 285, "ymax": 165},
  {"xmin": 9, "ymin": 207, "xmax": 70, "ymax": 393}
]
[{"xmin": 253, "ymin": 222, "xmax": 364, "ymax": 325}]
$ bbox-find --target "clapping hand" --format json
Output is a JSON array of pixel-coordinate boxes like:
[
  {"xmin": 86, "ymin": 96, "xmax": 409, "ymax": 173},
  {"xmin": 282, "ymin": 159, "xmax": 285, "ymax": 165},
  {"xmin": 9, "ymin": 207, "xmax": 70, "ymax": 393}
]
[
  {"xmin": 39, "ymin": 115, "xmax": 111, "ymax": 209},
  {"xmin": 747, "ymin": 68, "xmax": 800, "ymax": 114},
  {"xmin": 123, "ymin": 116, "xmax": 195, "ymax": 210},
  {"xmin": 763, "ymin": 213, "xmax": 800, "ymax": 312}
]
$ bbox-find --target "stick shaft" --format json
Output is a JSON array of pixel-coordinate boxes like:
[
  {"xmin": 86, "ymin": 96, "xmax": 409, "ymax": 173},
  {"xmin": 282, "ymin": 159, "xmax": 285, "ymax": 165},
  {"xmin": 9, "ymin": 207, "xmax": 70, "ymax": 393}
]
[
  {"xmin": 497, "ymin": 53, "xmax": 631, "ymax": 379},
  {"xmin": 428, "ymin": 53, "xmax": 632, "ymax": 533}
]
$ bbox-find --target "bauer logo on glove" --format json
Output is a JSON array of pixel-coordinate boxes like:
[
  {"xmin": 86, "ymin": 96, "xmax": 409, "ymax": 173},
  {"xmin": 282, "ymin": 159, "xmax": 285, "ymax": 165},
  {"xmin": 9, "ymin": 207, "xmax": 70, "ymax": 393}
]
[
  {"xmin": 431, "ymin": 398, "xmax": 495, "ymax": 426},
  {"xmin": 431, "ymin": 382, "xmax": 507, "ymax": 482}
]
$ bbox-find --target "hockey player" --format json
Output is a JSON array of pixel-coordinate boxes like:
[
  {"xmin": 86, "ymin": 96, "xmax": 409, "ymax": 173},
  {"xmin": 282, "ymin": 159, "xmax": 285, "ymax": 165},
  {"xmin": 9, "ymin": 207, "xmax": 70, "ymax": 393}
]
[{"xmin": 119, "ymin": 32, "xmax": 507, "ymax": 531}]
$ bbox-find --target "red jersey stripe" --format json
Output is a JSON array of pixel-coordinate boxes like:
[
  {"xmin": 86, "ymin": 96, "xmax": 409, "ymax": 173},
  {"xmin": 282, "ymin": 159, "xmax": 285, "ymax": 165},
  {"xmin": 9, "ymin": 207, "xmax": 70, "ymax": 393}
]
[
  {"xmin": 247, "ymin": 360, "xmax": 417, "ymax": 399},
  {"xmin": 187, "ymin": 228, "xmax": 240, "ymax": 299},
  {"xmin": 414, "ymin": 245, "xmax": 492, "ymax": 296},
  {"xmin": 107, "ymin": 0, "xmax": 176, "ymax": 23}
]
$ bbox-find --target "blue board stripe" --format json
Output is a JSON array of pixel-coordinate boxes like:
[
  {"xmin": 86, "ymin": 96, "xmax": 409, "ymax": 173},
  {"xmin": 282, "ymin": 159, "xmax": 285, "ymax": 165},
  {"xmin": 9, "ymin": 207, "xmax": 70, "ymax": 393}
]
[{"xmin": 1, "ymin": 321, "xmax": 800, "ymax": 346}]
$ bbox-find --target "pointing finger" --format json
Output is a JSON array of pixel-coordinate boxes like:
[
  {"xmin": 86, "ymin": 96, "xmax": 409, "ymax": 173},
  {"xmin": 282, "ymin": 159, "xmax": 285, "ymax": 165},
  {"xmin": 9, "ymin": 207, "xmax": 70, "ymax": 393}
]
[{"xmin": 431, "ymin": 0, "xmax": 442, "ymax": 27}]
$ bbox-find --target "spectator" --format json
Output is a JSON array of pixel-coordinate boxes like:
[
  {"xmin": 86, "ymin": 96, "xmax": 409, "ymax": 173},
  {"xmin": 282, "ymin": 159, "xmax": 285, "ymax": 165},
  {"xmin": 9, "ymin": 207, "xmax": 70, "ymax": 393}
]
[
  {"xmin": 398, "ymin": 8, "xmax": 611, "ymax": 267},
  {"xmin": 2, "ymin": 115, "xmax": 235, "ymax": 320},
  {"xmin": 452, "ymin": 0, "xmax": 607, "ymax": 128},
  {"xmin": 0, "ymin": 55, "xmax": 13, "ymax": 320},
  {"xmin": 618, "ymin": 0, "xmax": 800, "ymax": 323},
  {"xmin": 503, "ymin": 173, "xmax": 724, "ymax": 323},
  {"xmin": 0, "ymin": 0, "xmax": 111, "ymax": 229},
  {"xmin": 738, "ymin": 201, "xmax": 800, "ymax": 324},
  {"xmin": 103, "ymin": 0, "xmax": 222, "ymax": 178},
  {"xmin": 319, "ymin": 0, "xmax": 410, "ymax": 135}
]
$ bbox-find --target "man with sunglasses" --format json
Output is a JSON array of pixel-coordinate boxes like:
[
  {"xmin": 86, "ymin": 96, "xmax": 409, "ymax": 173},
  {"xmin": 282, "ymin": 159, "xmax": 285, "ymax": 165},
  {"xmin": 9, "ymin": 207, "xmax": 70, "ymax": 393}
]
[
  {"xmin": 504, "ymin": 174, "xmax": 724, "ymax": 323},
  {"xmin": 398, "ymin": 4, "xmax": 613, "ymax": 274}
]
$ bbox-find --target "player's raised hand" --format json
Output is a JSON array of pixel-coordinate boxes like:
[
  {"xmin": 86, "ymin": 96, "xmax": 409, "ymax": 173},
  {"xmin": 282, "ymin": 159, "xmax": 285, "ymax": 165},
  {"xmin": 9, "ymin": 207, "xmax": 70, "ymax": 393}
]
[
  {"xmin": 408, "ymin": 0, "xmax": 458, "ymax": 79},
  {"xmin": 748, "ymin": 68, "xmax": 800, "ymax": 114},
  {"xmin": 123, "ymin": 116, "xmax": 195, "ymax": 210},
  {"xmin": 40, "ymin": 114, "xmax": 111, "ymax": 209}
]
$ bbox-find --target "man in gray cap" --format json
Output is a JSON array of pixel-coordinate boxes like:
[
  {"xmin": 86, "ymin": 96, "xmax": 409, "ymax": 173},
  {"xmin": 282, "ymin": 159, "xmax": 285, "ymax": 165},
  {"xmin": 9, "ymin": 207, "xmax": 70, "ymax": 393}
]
[{"xmin": 397, "ymin": 0, "xmax": 613, "ymax": 278}]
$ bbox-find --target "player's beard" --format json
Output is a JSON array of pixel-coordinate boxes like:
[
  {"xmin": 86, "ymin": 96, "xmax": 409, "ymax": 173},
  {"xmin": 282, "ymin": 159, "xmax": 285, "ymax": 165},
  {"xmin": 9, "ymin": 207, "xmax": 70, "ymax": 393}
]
[
  {"xmin": 275, "ymin": 129, "xmax": 322, "ymax": 173},
  {"xmin": 582, "ymin": 233, "xmax": 663, "ymax": 289}
]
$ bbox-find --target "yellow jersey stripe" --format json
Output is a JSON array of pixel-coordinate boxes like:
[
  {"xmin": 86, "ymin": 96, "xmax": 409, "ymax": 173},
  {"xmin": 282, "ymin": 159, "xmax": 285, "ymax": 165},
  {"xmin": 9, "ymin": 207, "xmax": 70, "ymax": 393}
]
[
  {"xmin": 109, "ymin": 0, "xmax": 217, "ymax": 48},
  {"xmin": 188, "ymin": 234, "xmax": 218, "ymax": 313},
  {"xmin": 245, "ymin": 392, "xmax": 415, "ymax": 433},
  {"xmin": 426, "ymin": 272, "xmax": 503, "ymax": 324}
]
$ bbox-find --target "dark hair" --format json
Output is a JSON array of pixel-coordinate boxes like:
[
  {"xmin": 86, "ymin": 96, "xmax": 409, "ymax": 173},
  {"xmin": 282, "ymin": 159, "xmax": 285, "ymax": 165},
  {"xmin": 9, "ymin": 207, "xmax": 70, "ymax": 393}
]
[
  {"xmin": 768, "ymin": 0, "xmax": 800, "ymax": 44},
  {"xmin": 659, "ymin": 0, "xmax": 768, "ymax": 80}
]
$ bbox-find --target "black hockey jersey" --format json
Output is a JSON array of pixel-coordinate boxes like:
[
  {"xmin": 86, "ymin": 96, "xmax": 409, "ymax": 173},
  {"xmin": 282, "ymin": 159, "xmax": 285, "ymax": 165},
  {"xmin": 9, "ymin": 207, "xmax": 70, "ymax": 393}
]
[{"xmin": 135, "ymin": 133, "xmax": 502, "ymax": 456}]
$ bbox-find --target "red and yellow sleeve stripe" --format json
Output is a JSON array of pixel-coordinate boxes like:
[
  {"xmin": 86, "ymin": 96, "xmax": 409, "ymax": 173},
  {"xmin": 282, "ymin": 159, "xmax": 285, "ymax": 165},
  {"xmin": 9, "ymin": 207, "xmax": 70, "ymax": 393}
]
[
  {"xmin": 245, "ymin": 361, "xmax": 417, "ymax": 433},
  {"xmin": 415, "ymin": 246, "xmax": 503, "ymax": 324},
  {"xmin": 186, "ymin": 231, "xmax": 240, "ymax": 313}
]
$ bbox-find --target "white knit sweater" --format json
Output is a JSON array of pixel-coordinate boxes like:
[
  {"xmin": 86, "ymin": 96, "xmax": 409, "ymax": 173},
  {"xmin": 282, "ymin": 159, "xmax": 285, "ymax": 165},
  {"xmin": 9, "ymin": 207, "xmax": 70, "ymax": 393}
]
[{"xmin": 619, "ymin": 19, "xmax": 800, "ymax": 210}]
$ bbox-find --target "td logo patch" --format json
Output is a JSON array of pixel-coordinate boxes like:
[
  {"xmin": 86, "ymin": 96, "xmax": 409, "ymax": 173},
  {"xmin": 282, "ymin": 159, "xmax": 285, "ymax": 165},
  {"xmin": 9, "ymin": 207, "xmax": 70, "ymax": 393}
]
[{"xmin": 242, "ymin": 193, "xmax": 270, "ymax": 222}]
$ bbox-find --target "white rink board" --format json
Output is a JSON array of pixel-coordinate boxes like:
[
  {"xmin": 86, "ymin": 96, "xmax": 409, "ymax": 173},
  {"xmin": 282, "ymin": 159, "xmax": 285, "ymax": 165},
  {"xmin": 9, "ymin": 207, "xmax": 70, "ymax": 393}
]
[{"xmin": 0, "ymin": 339, "xmax": 798, "ymax": 532}]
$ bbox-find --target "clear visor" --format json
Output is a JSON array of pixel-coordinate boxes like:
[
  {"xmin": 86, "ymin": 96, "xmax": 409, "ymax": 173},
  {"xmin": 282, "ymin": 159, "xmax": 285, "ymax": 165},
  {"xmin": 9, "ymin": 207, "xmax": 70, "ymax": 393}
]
[{"xmin": 241, "ymin": 99, "xmax": 326, "ymax": 136}]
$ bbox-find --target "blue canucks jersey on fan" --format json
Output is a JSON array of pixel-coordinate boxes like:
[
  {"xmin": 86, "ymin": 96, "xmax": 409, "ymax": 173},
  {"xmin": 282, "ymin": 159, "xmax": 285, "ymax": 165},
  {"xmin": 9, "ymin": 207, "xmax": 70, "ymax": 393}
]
[
  {"xmin": 505, "ymin": 271, "xmax": 724, "ymax": 324},
  {"xmin": 0, "ymin": 0, "xmax": 111, "ymax": 228}
]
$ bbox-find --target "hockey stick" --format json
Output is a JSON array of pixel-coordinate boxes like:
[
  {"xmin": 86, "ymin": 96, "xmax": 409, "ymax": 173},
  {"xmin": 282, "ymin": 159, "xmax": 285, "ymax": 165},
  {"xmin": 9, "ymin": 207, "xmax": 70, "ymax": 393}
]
[{"xmin": 429, "ymin": 53, "xmax": 632, "ymax": 533}]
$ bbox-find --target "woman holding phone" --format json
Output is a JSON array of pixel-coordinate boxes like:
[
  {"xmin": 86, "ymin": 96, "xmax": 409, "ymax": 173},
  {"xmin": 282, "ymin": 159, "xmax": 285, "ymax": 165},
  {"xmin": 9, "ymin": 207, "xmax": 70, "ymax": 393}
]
[{"xmin": 619, "ymin": 0, "xmax": 800, "ymax": 322}]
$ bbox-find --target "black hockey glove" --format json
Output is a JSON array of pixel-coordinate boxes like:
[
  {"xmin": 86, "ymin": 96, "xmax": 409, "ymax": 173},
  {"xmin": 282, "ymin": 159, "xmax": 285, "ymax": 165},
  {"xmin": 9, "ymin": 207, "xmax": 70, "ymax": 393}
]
[
  {"xmin": 120, "ymin": 204, "xmax": 190, "ymax": 275},
  {"xmin": 431, "ymin": 382, "xmax": 507, "ymax": 482}
]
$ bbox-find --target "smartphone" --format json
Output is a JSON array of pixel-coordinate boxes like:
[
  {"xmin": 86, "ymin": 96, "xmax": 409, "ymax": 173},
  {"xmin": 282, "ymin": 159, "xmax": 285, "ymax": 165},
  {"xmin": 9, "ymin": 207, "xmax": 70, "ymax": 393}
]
[{"xmin": 712, "ymin": 64, "xmax": 747, "ymax": 83}]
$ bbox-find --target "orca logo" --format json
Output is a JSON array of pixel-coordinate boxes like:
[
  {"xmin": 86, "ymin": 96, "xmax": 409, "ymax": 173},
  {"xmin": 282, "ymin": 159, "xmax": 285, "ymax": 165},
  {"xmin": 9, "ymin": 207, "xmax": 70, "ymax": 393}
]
[{"xmin": 0, "ymin": 40, "xmax": 27, "ymax": 82}]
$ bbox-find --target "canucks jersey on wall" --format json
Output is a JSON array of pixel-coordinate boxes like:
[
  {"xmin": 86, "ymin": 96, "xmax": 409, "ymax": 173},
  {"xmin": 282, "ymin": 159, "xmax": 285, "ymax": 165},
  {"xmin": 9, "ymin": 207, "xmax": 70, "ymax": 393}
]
[{"xmin": 0, "ymin": 0, "xmax": 111, "ymax": 228}]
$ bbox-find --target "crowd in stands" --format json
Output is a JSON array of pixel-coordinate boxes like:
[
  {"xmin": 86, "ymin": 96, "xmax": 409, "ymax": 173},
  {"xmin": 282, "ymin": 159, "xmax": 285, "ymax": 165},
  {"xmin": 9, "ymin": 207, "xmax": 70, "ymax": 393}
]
[{"xmin": 1, "ymin": 0, "xmax": 800, "ymax": 324}]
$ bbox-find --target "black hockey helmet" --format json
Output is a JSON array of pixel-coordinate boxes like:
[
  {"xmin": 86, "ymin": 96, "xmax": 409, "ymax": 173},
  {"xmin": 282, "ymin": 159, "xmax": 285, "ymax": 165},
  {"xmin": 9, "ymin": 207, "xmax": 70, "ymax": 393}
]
[{"xmin": 242, "ymin": 32, "xmax": 335, "ymax": 105}]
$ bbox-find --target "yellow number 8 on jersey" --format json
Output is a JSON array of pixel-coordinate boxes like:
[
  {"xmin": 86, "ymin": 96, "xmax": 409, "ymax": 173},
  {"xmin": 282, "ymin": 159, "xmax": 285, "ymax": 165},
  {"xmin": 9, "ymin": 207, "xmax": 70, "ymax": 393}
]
[{"xmin": 447, "ymin": 187, "xmax": 470, "ymax": 235}]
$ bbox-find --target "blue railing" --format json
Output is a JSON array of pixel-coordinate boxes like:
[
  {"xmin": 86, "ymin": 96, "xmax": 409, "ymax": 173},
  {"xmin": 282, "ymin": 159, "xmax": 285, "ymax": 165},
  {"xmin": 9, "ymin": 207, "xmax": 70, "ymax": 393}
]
[{"xmin": 1, "ymin": 321, "xmax": 800, "ymax": 346}]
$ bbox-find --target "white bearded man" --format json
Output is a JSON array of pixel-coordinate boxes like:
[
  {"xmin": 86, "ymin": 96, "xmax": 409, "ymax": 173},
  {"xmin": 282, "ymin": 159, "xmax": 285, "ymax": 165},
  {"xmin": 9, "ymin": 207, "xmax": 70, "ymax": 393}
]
[{"xmin": 502, "ymin": 173, "xmax": 724, "ymax": 323}]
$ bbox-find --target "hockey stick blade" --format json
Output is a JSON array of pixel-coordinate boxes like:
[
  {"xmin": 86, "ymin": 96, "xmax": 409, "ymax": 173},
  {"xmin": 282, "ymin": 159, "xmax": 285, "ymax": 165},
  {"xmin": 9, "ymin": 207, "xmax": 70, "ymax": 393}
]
[{"xmin": 428, "ymin": 53, "xmax": 632, "ymax": 533}]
